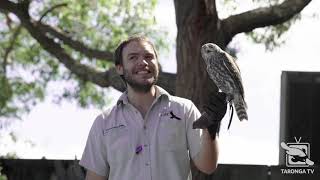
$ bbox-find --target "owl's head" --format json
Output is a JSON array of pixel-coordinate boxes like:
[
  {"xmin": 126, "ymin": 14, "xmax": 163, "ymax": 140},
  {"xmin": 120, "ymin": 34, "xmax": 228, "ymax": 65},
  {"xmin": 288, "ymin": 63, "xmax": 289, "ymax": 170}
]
[{"xmin": 201, "ymin": 43, "xmax": 223, "ymax": 66}]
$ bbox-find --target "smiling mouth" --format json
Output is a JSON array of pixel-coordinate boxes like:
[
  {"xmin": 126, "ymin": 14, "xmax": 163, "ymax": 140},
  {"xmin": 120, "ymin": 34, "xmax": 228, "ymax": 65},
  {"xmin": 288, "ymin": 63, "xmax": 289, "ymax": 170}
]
[{"xmin": 136, "ymin": 70, "xmax": 151, "ymax": 75}]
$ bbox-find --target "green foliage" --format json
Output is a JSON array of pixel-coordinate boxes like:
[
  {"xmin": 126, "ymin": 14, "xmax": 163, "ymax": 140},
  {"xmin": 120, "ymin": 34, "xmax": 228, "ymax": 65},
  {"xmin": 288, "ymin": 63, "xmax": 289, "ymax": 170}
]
[
  {"xmin": 0, "ymin": 0, "xmax": 168, "ymax": 120},
  {"xmin": 58, "ymin": 77, "xmax": 112, "ymax": 109},
  {"xmin": 0, "ymin": 151, "xmax": 17, "ymax": 180},
  {"xmin": 0, "ymin": 0, "xmax": 308, "ymax": 122},
  {"xmin": 246, "ymin": 14, "xmax": 301, "ymax": 51},
  {"xmin": 0, "ymin": 152, "xmax": 18, "ymax": 159},
  {"xmin": 0, "ymin": 167, "xmax": 7, "ymax": 180},
  {"xmin": 37, "ymin": 0, "xmax": 164, "ymax": 57}
]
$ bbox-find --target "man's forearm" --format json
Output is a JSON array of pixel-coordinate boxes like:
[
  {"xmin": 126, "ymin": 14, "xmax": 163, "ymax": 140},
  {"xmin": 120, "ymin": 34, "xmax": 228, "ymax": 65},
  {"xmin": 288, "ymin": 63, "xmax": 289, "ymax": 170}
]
[{"xmin": 193, "ymin": 129, "xmax": 219, "ymax": 174}]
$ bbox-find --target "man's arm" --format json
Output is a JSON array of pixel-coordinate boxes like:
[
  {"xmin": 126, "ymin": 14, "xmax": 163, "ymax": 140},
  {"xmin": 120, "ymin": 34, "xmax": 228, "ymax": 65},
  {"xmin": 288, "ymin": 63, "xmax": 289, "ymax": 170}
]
[
  {"xmin": 192, "ymin": 92, "xmax": 227, "ymax": 174},
  {"xmin": 80, "ymin": 115, "xmax": 110, "ymax": 180},
  {"xmin": 85, "ymin": 170, "xmax": 107, "ymax": 180},
  {"xmin": 193, "ymin": 129, "xmax": 218, "ymax": 174}
]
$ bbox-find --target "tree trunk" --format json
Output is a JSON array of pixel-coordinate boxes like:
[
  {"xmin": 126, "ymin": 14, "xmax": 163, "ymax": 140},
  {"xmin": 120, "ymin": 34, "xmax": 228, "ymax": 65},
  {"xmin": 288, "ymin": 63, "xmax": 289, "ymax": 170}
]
[
  {"xmin": 174, "ymin": 0, "xmax": 232, "ymax": 179},
  {"xmin": 174, "ymin": 0, "xmax": 231, "ymax": 108}
]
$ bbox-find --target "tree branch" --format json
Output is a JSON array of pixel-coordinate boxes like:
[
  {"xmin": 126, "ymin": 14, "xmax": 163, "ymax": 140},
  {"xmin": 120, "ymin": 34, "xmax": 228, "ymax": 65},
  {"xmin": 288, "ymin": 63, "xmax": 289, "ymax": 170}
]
[
  {"xmin": 3, "ymin": 25, "xmax": 22, "ymax": 75},
  {"xmin": 38, "ymin": 3, "xmax": 68, "ymax": 22},
  {"xmin": 5, "ymin": 13, "xmax": 13, "ymax": 29},
  {"xmin": 0, "ymin": 1, "xmax": 113, "ymax": 62},
  {"xmin": 203, "ymin": 0, "xmax": 217, "ymax": 17},
  {"xmin": 0, "ymin": 1, "xmax": 111, "ymax": 87},
  {"xmin": 158, "ymin": 71, "xmax": 176, "ymax": 95},
  {"xmin": 88, "ymin": 67, "xmax": 176, "ymax": 93},
  {"xmin": 37, "ymin": 23, "xmax": 114, "ymax": 61},
  {"xmin": 28, "ymin": 23, "xmax": 113, "ymax": 87},
  {"xmin": 0, "ymin": 0, "xmax": 17, "ymax": 14},
  {"xmin": 221, "ymin": 0, "xmax": 312, "ymax": 43}
]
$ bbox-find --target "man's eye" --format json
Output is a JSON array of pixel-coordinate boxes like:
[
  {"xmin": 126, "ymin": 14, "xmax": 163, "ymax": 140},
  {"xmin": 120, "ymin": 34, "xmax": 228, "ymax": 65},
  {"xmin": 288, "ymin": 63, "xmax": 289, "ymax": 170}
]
[
  {"xmin": 129, "ymin": 56, "xmax": 137, "ymax": 60},
  {"xmin": 145, "ymin": 55, "xmax": 153, "ymax": 60}
]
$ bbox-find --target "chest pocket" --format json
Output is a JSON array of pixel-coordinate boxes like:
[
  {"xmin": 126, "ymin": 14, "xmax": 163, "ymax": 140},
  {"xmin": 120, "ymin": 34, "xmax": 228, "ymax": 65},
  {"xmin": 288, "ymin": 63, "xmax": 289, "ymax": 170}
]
[
  {"xmin": 158, "ymin": 114, "xmax": 186, "ymax": 151},
  {"xmin": 105, "ymin": 126, "xmax": 132, "ymax": 164}
]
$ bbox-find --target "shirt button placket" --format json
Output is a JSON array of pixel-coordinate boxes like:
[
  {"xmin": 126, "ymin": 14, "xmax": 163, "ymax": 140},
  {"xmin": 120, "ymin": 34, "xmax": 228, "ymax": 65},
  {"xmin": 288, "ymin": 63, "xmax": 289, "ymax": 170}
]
[{"xmin": 142, "ymin": 123, "xmax": 151, "ymax": 179}]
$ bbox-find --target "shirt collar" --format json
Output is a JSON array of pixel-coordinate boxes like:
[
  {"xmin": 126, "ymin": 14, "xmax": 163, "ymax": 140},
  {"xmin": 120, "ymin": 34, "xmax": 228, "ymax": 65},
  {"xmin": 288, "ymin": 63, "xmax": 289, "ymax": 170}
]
[{"xmin": 116, "ymin": 85, "xmax": 171, "ymax": 106}]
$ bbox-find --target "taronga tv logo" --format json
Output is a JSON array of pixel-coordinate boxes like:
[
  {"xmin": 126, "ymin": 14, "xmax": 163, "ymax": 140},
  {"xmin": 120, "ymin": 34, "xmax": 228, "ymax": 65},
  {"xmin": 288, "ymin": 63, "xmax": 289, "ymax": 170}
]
[
  {"xmin": 281, "ymin": 137, "xmax": 314, "ymax": 167},
  {"xmin": 280, "ymin": 137, "xmax": 315, "ymax": 175}
]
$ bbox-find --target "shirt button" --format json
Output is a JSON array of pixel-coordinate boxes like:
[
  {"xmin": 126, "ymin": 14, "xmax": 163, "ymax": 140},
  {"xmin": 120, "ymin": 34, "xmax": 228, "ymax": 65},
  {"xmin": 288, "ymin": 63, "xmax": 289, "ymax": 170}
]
[
  {"xmin": 143, "ymin": 125, "xmax": 147, "ymax": 129},
  {"xmin": 145, "ymin": 163, "xmax": 150, "ymax": 166},
  {"xmin": 144, "ymin": 144, "xmax": 148, "ymax": 147}
]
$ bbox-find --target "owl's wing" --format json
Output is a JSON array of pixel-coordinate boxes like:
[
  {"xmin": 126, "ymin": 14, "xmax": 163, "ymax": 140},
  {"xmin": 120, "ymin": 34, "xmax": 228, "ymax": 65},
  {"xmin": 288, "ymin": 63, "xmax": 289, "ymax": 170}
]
[{"xmin": 222, "ymin": 52, "xmax": 245, "ymax": 98}]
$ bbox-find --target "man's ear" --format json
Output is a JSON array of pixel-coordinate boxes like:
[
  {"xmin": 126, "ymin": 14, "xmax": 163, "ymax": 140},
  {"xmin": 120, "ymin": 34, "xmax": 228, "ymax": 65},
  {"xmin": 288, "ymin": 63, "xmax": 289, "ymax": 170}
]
[{"xmin": 116, "ymin": 64, "xmax": 124, "ymax": 75}]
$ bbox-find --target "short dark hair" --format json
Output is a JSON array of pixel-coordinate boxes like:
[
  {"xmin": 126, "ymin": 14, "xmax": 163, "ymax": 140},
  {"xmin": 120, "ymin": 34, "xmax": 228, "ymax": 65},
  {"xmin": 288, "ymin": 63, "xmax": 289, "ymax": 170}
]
[{"xmin": 114, "ymin": 35, "xmax": 158, "ymax": 66}]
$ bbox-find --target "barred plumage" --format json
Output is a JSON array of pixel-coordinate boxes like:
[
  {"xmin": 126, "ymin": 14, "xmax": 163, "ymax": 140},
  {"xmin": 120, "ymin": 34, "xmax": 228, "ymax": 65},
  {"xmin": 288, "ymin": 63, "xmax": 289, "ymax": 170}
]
[{"xmin": 201, "ymin": 43, "xmax": 248, "ymax": 124}]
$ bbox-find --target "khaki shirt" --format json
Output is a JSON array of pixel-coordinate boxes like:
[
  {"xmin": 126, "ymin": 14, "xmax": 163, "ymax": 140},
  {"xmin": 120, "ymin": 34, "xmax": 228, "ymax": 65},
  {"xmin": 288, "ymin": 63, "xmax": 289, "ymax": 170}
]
[{"xmin": 80, "ymin": 86, "xmax": 202, "ymax": 180}]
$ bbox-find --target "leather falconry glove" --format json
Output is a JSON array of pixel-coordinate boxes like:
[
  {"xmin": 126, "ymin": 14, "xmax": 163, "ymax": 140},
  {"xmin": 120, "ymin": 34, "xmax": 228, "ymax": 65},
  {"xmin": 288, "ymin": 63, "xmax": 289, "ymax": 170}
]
[{"xmin": 193, "ymin": 92, "xmax": 227, "ymax": 140}]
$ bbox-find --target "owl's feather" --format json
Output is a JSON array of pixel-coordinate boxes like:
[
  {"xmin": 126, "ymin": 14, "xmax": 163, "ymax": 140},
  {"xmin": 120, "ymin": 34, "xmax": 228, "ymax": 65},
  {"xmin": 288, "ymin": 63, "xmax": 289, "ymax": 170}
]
[{"xmin": 222, "ymin": 53, "xmax": 247, "ymax": 109}]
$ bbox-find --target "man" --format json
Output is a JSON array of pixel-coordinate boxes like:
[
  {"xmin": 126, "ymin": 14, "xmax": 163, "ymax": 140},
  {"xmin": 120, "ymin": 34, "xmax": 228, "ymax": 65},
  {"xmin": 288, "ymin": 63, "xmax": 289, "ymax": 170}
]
[{"xmin": 80, "ymin": 35, "xmax": 227, "ymax": 180}]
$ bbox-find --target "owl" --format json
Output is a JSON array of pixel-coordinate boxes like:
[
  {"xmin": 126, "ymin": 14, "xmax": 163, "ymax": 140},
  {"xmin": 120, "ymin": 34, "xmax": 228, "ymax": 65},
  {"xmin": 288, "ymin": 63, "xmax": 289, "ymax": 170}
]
[{"xmin": 201, "ymin": 43, "xmax": 248, "ymax": 127}]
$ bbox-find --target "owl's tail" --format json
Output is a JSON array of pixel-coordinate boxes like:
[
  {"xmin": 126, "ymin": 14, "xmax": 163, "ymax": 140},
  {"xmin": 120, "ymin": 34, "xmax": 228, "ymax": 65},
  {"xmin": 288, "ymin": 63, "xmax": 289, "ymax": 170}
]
[{"xmin": 234, "ymin": 94, "xmax": 248, "ymax": 121}]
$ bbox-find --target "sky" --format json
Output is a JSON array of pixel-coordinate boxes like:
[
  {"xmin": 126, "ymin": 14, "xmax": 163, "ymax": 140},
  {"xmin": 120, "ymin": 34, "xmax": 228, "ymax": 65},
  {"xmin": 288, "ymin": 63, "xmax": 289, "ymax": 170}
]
[{"xmin": 1, "ymin": 0, "xmax": 320, "ymax": 165}]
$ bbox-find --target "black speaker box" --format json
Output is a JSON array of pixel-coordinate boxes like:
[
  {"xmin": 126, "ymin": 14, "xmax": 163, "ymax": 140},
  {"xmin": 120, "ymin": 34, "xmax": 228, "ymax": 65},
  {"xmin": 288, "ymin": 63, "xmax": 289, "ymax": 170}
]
[{"xmin": 279, "ymin": 71, "xmax": 320, "ymax": 165}]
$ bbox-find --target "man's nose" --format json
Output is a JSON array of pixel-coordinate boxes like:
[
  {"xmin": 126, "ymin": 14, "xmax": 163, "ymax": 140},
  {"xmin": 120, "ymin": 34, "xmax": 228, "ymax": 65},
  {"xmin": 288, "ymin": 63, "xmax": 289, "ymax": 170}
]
[{"xmin": 137, "ymin": 57, "xmax": 148, "ymax": 65}]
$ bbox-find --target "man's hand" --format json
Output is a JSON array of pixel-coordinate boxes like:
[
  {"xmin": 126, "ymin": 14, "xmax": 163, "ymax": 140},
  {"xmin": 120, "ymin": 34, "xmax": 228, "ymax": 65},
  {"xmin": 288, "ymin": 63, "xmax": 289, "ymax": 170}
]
[{"xmin": 193, "ymin": 92, "xmax": 227, "ymax": 140}]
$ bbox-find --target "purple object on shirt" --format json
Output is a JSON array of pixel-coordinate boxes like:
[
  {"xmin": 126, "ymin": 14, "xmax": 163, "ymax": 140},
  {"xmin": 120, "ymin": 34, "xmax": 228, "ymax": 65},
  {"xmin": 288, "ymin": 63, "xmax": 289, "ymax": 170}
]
[{"xmin": 135, "ymin": 145, "xmax": 143, "ymax": 154}]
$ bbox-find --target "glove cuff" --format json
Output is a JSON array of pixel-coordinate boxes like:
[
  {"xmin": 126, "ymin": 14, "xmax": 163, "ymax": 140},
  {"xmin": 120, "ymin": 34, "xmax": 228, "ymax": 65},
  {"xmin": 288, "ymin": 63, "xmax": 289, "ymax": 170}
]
[{"xmin": 207, "ymin": 122, "xmax": 221, "ymax": 140}]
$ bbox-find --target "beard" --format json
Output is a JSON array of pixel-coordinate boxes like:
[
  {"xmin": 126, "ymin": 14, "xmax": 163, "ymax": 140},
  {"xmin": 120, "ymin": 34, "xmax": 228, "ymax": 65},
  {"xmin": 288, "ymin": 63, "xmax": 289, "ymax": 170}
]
[{"xmin": 123, "ymin": 68, "xmax": 159, "ymax": 93}]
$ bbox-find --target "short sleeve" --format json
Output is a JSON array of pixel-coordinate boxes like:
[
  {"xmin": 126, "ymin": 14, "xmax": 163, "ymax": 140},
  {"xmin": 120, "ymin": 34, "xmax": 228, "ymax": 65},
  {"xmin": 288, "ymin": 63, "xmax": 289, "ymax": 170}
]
[
  {"xmin": 185, "ymin": 101, "xmax": 202, "ymax": 160},
  {"xmin": 79, "ymin": 115, "xmax": 109, "ymax": 177}
]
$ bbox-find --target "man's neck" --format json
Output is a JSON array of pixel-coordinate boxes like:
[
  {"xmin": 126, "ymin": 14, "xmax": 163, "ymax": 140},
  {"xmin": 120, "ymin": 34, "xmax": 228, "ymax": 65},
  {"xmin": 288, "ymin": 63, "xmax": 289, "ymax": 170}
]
[{"xmin": 127, "ymin": 85, "xmax": 157, "ymax": 118}]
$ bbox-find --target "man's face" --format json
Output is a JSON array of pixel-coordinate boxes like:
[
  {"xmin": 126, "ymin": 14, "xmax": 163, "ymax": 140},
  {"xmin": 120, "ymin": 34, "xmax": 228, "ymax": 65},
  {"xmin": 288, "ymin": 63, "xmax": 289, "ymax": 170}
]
[{"xmin": 117, "ymin": 40, "xmax": 159, "ymax": 92}]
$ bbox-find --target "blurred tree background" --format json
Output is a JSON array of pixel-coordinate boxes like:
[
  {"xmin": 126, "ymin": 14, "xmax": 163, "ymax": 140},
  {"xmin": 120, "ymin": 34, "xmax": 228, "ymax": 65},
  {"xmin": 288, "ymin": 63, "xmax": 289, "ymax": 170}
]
[
  {"xmin": 0, "ymin": 0, "xmax": 313, "ymax": 124},
  {"xmin": 0, "ymin": 0, "xmax": 313, "ymax": 123}
]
